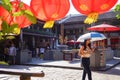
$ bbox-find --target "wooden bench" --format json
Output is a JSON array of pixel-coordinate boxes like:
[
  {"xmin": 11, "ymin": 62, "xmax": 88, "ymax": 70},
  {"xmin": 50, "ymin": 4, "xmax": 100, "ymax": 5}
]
[{"xmin": 0, "ymin": 68, "xmax": 45, "ymax": 80}]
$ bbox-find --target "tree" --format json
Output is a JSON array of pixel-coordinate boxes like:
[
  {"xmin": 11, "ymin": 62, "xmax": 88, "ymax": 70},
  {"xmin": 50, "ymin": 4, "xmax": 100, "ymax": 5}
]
[
  {"xmin": 0, "ymin": 0, "xmax": 36, "ymax": 40},
  {"xmin": 114, "ymin": 3, "xmax": 120, "ymax": 19}
]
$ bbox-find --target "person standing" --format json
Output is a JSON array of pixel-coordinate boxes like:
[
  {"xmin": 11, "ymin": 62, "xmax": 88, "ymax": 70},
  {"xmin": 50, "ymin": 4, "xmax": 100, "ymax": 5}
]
[
  {"xmin": 4, "ymin": 45, "xmax": 9, "ymax": 63},
  {"xmin": 39, "ymin": 47, "xmax": 45, "ymax": 60},
  {"xmin": 78, "ymin": 39, "xmax": 96, "ymax": 80},
  {"xmin": 9, "ymin": 43, "xmax": 17, "ymax": 64},
  {"xmin": 36, "ymin": 47, "xmax": 39, "ymax": 58}
]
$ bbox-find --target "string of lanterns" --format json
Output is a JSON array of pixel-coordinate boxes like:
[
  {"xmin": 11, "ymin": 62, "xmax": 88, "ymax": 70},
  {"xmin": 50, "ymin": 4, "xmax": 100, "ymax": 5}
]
[{"xmin": 0, "ymin": 0, "xmax": 118, "ymax": 32}]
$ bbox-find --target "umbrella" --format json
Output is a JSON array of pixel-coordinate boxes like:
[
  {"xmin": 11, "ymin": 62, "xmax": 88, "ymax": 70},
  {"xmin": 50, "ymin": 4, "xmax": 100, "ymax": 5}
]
[
  {"xmin": 87, "ymin": 24, "xmax": 120, "ymax": 32},
  {"xmin": 87, "ymin": 23, "xmax": 120, "ymax": 47},
  {"xmin": 87, "ymin": 24, "xmax": 120, "ymax": 67},
  {"xmin": 77, "ymin": 32, "xmax": 106, "ymax": 42},
  {"xmin": 67, "ymin": 40, "xmax": 80, "ymax": 45}
]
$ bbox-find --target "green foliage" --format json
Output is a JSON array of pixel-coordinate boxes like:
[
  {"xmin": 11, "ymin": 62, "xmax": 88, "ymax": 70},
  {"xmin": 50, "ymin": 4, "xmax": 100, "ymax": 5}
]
[
  {"xmin": 1, "ymin": 0, "xmax": 37, "ymax": 26},
  {"xmin": 2, "ymin": 20, "xmax": 19, "ymax": 34},
  {"xmin": 12, "ymin": 2, "xmax": 37, "ymax": 24},
  {"xmin": 0, "ymin": 32, "xmax": 3, "ymax": 40},
  {"xmin": 114, "ymin": 4, "xmax": 120, "ymax": 19},
  {"xmin": 10, "ymin": 23, "xmax": 19, "ymax": 34},
  {"xmin": 10, "ymin": 24, "xmax": 18, "ymax": 29},
  {"xmin": 0, "ymin": 61, "xmax": 9, "ymax": 65},
  {"xmin": 1, "ymin": 0, "xmax": 12, "ymax": 12},
  {"xmin": 13, "ymin": 10, "xmax": 37, "ymax": 24},
  {"xmin": 18, "ymin": 2, "xmax": 24, "ymax": 8},
  {"xmin": 1, "ymin": 20, "xmax": 18, "ymax": 34},
  {"xmin": 12, "ymin": 11, "xmax": 23, "ymax": 16},
  {"xmin": 114, "ymin": 4, "xmax": 120, "ymax": 11},
  {"xmin": 1, "ymin": 20, "xmax": 9, "ymax": 34},
  {"xmin": 116, "ymin": 14, "xmax": 120, "ymax": 19},
  {"xmin": 0, "ymin": 20, "xmax": 18, "ymax": 40},
  {"xmin": 24, "ymin": 10, "xmax": 37, "ymax": 24},
  {"xmin": 6, "ymin": 35, "xmax": 15, "ymax": 39},
  {"xmin": 0, "ymin": 0, "xmax": 37, "ymax": 40}
]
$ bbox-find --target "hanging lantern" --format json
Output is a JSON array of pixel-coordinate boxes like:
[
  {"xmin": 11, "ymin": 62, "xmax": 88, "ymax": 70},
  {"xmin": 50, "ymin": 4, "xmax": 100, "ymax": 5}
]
[
  {"xmin": 0, "ymin": 1, "xmax": 33, "ymax": 28},
  {"xmin": 0, "ymin": 5, "xmax": 12, "ymax": 26},
  {"xmin": 30, "ymin": 0, "xmax": 70, "ymax": 28},
  {"xmin": 11, "ymin": 1, "xmax": 35, "ymax": 28},
  {"xmin": 72, "ymin": 0, "xmax": 118, "ymax": 24}
]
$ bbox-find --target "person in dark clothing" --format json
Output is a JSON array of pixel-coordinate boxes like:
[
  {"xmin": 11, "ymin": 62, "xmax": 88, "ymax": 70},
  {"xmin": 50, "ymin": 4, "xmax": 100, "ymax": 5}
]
[
  {"xmin": 4, "ymin": 46, "xmax": 9, "ymax": 63},
  {"xmin": 78, "ymin": 39, "xmax": 96, "ymax": 80},
  {"xmin": 0, "ymin": 45, "xmax": 5, "ymax": 61}
]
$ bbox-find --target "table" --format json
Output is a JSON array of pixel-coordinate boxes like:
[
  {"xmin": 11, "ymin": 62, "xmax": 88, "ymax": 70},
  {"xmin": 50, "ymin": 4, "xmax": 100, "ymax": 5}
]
[{"xmin": 62, "ymin": 50, "xmax": 78, "ymax": 61}]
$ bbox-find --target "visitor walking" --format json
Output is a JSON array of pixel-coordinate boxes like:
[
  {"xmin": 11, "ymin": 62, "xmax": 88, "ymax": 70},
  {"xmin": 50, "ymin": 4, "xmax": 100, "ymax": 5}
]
[{"xmin": 78, "ymin": 39, "xmax": 96, "ymax": 80}]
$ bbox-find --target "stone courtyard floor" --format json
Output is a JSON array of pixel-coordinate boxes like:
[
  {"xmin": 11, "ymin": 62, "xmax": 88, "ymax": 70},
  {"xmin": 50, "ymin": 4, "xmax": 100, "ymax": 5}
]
[
  {"xmin": 0, "ymin": 57, "xmax": 120, "ymax": 80},
  {"xmin": 0, "ymin": 64, "xmax": 120, "ymax": 80}
]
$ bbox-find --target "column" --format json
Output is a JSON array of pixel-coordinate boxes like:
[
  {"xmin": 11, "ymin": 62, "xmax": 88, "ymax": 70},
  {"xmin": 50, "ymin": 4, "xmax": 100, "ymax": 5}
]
[{"xmin": 60, "ymin": 24, "xmax": 64, "ymax": 44}]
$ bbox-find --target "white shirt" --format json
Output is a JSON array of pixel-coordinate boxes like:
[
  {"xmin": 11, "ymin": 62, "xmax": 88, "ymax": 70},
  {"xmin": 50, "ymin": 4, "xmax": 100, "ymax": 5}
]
[
  {"xmin": 36, "ymin": 48, "xmax": 39, "ymax": 54},
  {"xmin": 9, "ymin": 47, "xmax": 16, "ymax": 56},
  {"xmin": 40, "ymin": 48, "xmax": 45, "ymax": 53}
]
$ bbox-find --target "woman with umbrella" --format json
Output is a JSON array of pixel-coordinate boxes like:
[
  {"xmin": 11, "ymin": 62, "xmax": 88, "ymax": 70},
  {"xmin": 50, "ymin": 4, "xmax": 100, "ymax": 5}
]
[{"xmin": 78, "ymin": 38, "xmax": 96, "ymax": 80}]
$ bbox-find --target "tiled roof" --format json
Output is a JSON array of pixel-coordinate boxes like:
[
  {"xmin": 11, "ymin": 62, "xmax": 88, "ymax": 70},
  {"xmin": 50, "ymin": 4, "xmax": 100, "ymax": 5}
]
[{"xmin": 57, "ymin": 11, "xmax": 117, "ymax": 24}]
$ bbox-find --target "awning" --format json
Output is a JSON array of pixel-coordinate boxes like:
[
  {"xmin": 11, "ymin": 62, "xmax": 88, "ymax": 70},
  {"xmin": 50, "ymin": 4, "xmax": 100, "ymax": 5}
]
[{"xmin": 23, "ymin": 29, "xmax": 56, "ymax": 38}]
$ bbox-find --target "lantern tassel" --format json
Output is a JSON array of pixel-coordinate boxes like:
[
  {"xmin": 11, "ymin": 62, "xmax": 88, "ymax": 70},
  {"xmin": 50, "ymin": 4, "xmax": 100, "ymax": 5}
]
[
  {"xmin": 84, "ymin": 12, "xmax": 98, "ymax": 24},
  {"xmin": 43, "ymin": 21, "xmax": 54, "ymax": 28}
]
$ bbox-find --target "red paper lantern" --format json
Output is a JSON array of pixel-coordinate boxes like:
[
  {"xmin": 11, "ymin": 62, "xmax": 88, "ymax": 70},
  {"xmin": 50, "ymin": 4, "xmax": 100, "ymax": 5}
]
[
  {"xmin": 0, "ymin": 1, "xmax": 32, "ymax": 28},
  {"xmin": 72, "ymin": 0, "xmax": 118, "ymax": 24},
  {"xmin": 30, "ymin": 0, "xmax": 70, "ymax": 28},
  {"xmin": 0, "ymin": 6, "xmax": 12, "ymax": 25}
]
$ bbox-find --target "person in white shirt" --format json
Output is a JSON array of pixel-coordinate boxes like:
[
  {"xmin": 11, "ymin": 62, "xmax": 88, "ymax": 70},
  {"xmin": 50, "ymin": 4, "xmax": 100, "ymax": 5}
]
[
  {"xmin": 9, "ymin": 43, "xmax": 16, "ymax": 64},
  {"xmin": 39, "ymin": 47, "xmax": 45, "ymax": 60}
]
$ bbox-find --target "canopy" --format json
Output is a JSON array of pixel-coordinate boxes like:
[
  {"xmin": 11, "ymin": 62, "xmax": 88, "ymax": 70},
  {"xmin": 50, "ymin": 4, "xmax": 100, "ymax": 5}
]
[{"xmin": 87, "ymin": 24, "xmax": 120, "ymax": 32}]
